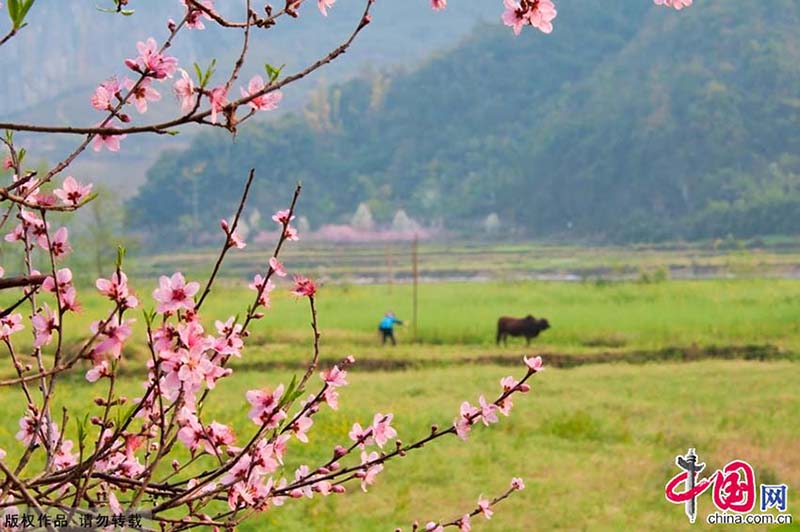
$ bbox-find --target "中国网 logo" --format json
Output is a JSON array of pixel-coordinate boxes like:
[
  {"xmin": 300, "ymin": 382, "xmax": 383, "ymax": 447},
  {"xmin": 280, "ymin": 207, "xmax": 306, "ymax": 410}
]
[{"xmin": 664, "ymin": 448, "xmax": 792, "ymax": 525}]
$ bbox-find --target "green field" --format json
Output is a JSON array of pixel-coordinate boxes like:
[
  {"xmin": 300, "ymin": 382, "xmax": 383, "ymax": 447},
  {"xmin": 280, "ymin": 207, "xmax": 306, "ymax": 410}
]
[
  {"xmin": 1, "ymin": 274, "xmax": 799, "ymax": 530},
  {"xmin": 4, "ymin": 277, "xmax": 799, "ymax": 366}
]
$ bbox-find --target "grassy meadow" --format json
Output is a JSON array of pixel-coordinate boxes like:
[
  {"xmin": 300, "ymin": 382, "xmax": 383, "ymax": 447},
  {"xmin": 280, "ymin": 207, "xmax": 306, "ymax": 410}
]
[{"xmin": 1, "ymin": 244, "xmax": 799, "ymax": 530}]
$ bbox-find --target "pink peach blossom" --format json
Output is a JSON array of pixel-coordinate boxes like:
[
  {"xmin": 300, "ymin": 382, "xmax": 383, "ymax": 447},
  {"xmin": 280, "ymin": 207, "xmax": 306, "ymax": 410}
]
[
  {"xmin": 31, "ymin": 304, "xmax": 58, "ymax": 348},
  {"xmin": 241, "ymin": 76, "xmax": 283, "ymax": 111},
  {"xmin": 478, "ymin": 395, "xmax": 499, "ymax": 426},
  {"xmin": 524, "ymin": 355, "xmax": 543, "ymax": 372},
  {"xmin": 208, "ymin": 86, "xmax": 228, "ymax": 124},
  {"xmin": 371, "ymin": 413, "xmax": 397, "ymax": 448},
  {"xmin": 269, "ymin": 256, "xmax": 286, "ymax": 277},
  {"xmin": 291, "ymin": 275, "xmax": 316, "ymax": 298},
  {"xmin": 349, "ymin": 422, "xmax": 372, "ymax": 448},
  {"xmin": 502, "ymin": 0, "xmax": 527, "ymax": 35},
  {"xmin": 318, "ymin": 0, "xmax": 335, "ymax": 16},
  {"xmin": 92, "ymin": 121, "xmax": 127, "ymax": 152},
  {"xmin": 272, "ymin": 209, "xmax": 294, "ymax": 225},
  {"xmin": 91, "ymin": 78, "xmax": 121, "ymax": 110},
  {"xmin": 0, "ymin": 313, "xmax": 24, "ymax": 341},
  {"xmin": 291, "ymin": 415, "xmax": 313, "ymax": 443},
  {"xmin": 477, "ymin": 496, "xmax": 493, "ymax": 519},
  {"xmin": 284, "ymin": 225, "xmax": 300, "ymax": 241},
  {"xmin": 220, "ymin": 219, "xmax": 246, "ymax": 249},
  {"xmin": 174, "ymin": 68, "xmax": 196, "ymax": 112},
  {"xmin": 124, "ymin": 77, "xmax": 161, "ymax": 114},
  {"xmin": 454, "ymin": 401, "xmax": 479, "ymax": 441},
  {"xmin": 321, "ymin": 365, "xmax": 347, "ymax": 387},
  {"xmin": 50, "ymin": 227, "xmax": 70, "ymax": 258},
  {"xmin": 130, "ymin": 37, "xmax": 178, "ymax": 79},
  {"xmin": 527, "ymin": 0, "xmax": 557, "ymax": 34},
  {"xmin": 246, "ymin": 385, "xmax": 286, "ymax": 427},
  {"xmin": 54, "ymin": 176, "xmax": 93, "ymax": 206},
  {"xmin": 323, "ymin": 387, "xmax": 339, "ymax": 410},
  {"xmin": 152, "ymin": 272, "xmax": 199, "ymax": 314},
  {"xmin": 96, "ymin": 271, "xmax": 138, "ymax": 309},
  {"xmin": 249, "ymin": 274, "xmax": 276, "ymax": 307},
  {"xmin": 91, "ymin": 316, "xmax": 134, "ymax": 361},
  {"xmin": 654, "ymin": 0, "xmax": 692, "ymax": 9},
  {"xmin": 183, "ymin": 0, "xmax": 214, "ymax": 29},
  {"xmin": 86, "ymin": 360, "xmax": 111, "ymax": 382},
  {"xmin": 359, "ymin": 450, "xmax": 383, "ymax": 492}
]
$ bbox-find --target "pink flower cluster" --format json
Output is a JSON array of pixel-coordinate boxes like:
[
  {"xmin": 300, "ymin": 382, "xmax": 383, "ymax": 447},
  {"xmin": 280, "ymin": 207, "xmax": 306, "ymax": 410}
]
[
  {"xmin": 430, "ymin": 0, "xmax": 691, "ymax": 35},
  {"xmin": 455, "ymin": 356, "xmax": 541, "ymax": 440},
  {"xmin": 502, "ymin": 0, "xmax": 557, "ymax": 35},
  {"xmin": 653, "ymin": 0, "xmax": 693, "ymax": 9}
]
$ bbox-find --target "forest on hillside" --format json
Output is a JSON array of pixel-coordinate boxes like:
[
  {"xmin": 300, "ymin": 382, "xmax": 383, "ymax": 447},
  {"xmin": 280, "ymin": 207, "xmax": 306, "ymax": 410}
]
[{"xmin": 128, "ymin": 0, "xmax": 800, "ymax": 246}]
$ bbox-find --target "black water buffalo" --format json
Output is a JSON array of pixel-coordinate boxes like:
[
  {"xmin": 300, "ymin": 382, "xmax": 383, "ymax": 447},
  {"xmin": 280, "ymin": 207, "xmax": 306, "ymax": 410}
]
[{"xmin": 496, "ymin": 315, "xmax": 550, "ymax": 346}]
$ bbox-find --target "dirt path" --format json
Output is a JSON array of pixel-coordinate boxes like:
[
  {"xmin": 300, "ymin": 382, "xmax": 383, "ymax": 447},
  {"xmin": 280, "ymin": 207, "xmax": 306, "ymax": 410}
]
[{"xmin": 231, "ymin": 343, "xmax": 793, "ymax": 373}]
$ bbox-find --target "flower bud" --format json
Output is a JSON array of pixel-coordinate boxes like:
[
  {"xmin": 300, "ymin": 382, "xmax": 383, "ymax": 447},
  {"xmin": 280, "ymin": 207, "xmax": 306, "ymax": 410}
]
[
  {"xmin": 290, "ymin": 489, "xmax": 303, "ymax": 498},
  {"xmin": 329, "ymin": 461, "xmax": 340, "ymax": 471},
  {"xmin": 167, "ymin": 19, "xmax": 177, "ymax": 32},
  {"xmin": 119, "ymin": 113, "xmax": 132, "ymax": 123},
  {"xmin": 333, "ymin": 445, "xmax": 347, "ymax": 458},
  {"xmin": 172, "ymin": 459, "xmax": 180, "ymax": 471},
  {"xmin": 332, "ymin": 485, "xmax": 345, "ymax": 494},
  {"xmin": 519, "ymin": 383, "xmax": 531, "ymax": 392}
]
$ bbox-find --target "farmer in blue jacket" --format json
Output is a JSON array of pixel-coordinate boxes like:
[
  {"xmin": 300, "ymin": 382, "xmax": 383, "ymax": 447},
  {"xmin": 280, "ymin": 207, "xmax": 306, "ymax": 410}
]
[{"xmin": 378, "ymin": 311, "xmax": 403, "ymax": 346}]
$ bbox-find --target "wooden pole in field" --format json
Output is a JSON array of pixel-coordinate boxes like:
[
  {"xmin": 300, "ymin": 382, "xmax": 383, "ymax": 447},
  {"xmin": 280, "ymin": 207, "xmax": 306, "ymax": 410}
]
[
  {"xmin": 386, "ymin": 244, "xmax": 393, "ymax": 293},
  {"xmin": 412, "ymin": 234, "xmax": 418, "ymax": 341}
]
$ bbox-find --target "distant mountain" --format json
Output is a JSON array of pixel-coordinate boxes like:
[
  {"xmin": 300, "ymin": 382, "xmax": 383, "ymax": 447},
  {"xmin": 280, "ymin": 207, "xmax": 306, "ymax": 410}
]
[
  {"xmin": 0, "ymin": 1, "xmax": 493, "ymax": 118},
  {"xmin": 129, "ymin": 0, "xmax": 800, "ymax": 244},
  {"xmin": 1, "ymin": 0, "xmax": 494, "ymax": 194}
]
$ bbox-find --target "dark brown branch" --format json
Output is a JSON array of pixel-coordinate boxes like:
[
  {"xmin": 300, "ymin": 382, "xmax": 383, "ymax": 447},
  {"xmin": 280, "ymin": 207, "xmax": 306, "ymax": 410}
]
[
  {"xmin": 0, "ymin": 0, "xmax": 373, "ymax": 136},
  {"xmin": 0, "ymin": 274, "xmax": 46, "ymax": 290},
  {"xmin": 196, "ymin": 169, "xmax": 255, "ymax": 309}
]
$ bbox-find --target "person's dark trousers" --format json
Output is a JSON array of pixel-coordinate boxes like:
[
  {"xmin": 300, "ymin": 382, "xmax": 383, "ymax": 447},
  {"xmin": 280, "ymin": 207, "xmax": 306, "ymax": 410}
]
[{"xmin": 380, "ymin": 328, "xmax": 396, "ymax": 346}]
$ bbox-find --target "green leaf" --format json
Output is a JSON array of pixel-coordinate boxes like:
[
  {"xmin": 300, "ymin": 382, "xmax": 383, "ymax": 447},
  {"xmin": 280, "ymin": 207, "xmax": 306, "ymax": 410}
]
[
  {"xmin": 265, "ymin": 63, "xmax": 285, "ymax": 83},
  {"xmin": 116, "ymin": 245, "xmax": 126, "ymax": 269},
  {"xmin": 8, "ymin": 0, "xmax": 35, "ymax": 30},
  {"xmin": 142, "ymin": 307, "xmax": 156, "ymax": 329},
  {"xmin": 279, "ymin": 375, "xmax": 299, "ymax": 409},
  {"xmin": 203, "ymin": 59, "xmax": 217, "ymax": 87},
  {"xmin": 18, "ymin": 0, "xmax": 35, "ymax": 20},
  {"xmin": 193, "ymin": 63, "xmax": 204, "ymax": 85},
  {"xmin": 119, "ymin": 402, "xmax": 138, "ymax": 429}
]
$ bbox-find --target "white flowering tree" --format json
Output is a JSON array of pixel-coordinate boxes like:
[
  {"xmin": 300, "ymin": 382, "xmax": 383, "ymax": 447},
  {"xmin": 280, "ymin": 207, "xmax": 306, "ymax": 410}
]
[{"xmin": 0, "ymin": 0, "xmax": 690, "ymax": 530}]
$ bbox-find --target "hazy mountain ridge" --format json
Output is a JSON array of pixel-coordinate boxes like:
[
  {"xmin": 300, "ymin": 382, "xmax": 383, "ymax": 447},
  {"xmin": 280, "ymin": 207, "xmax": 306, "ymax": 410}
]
[{"xmin": 0, "ymin": 1, "xmax": 493, "ymax": 119}]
